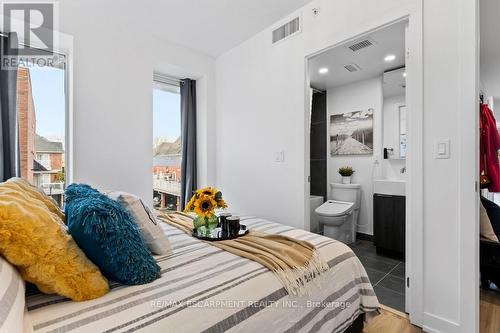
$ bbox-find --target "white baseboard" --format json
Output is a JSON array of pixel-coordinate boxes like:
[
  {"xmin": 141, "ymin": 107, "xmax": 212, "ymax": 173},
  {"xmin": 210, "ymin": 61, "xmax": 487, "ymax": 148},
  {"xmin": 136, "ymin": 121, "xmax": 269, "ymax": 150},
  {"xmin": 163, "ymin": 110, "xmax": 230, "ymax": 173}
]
[{"xmin": 423, "ymin": 312, "xmax": 460, "ymax": 333}]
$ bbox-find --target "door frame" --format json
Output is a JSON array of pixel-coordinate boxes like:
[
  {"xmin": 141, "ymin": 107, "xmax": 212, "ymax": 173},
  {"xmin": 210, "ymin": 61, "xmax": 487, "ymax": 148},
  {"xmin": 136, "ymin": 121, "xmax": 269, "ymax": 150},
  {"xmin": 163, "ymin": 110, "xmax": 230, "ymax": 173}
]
[
  {"xmin": 303, "ymin": 2, "xmax": 424, "ymax": 326},
  {"xmin": 458, "ymin": 0, "xmax": 480, "ymax": 332}
]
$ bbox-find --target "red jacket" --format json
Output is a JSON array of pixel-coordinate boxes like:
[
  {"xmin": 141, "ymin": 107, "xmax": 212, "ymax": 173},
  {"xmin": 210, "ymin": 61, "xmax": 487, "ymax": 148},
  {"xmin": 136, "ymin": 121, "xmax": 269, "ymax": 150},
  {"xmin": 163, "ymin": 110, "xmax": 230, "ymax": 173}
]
[{"xmin": 480, "ymin": 103, "xmax": 500, "ymax": 192}]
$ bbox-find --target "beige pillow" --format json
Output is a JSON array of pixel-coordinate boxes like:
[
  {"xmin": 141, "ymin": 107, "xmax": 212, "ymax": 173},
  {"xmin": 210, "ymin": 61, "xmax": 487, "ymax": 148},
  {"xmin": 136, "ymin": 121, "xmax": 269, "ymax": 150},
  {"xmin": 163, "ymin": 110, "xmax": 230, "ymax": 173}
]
[
  {"xmin": 480, "ymin": 201, "xmax": 499, "ymax": 242},
  {"xmin": 107, "ymin": 192, "xmax": 171, "ymax": 255}
]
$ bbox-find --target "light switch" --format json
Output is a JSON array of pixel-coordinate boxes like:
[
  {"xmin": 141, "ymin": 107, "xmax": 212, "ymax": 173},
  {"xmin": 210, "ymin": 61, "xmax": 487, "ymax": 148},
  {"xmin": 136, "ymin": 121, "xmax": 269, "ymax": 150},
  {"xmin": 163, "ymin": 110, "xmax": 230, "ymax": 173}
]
[
  {"xmin": 434, "ymin": 139, "xmax": 450, "ymax": 159},
  {"xmin": 275, "ymin": 151, "xmax": 285, "ymax": 163},
  {"xmin": 438, "ymin": 143, "xmax": 446, "ymax": 154}
]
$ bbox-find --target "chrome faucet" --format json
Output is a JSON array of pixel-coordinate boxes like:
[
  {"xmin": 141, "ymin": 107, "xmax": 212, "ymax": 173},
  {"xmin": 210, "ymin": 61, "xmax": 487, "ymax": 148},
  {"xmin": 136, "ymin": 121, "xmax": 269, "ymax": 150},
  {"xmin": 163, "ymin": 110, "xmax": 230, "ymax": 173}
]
[{"xmin": 400, "ymin": 167, "xmax": 406, "ymax": 174}]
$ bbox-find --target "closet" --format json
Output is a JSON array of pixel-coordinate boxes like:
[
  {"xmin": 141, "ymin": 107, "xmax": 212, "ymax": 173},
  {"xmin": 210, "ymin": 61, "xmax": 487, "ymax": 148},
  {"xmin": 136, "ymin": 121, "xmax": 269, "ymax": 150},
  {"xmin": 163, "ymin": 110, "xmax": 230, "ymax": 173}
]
[
  {"xmin": 479, "ymin": 2, "xmax": 500, "ymax": 330},
  {"xmin": 479, "ymin": 95, "xmax": 500, "ymax": 292}
]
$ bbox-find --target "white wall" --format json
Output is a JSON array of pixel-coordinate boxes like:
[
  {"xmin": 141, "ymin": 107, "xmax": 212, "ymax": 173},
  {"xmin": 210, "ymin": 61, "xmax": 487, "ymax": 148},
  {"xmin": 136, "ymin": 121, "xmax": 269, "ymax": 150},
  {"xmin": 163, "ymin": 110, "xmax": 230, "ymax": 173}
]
[
  {"xmin": 215, "ymin": 0, "xmax": 416, "ymax": 230},
  {"xmin": 216, "ymin": 0, "xmax": 476, "ymax": 331},
  {"xmin": 382, "ymin": 95, "xmax": 407, "ymax": 180},
  {"xmin": 422, "ymin": 1, "xmax": 466, "ymax": 331},
  {"xmin": 58, "ymin": 1, "xmax": 216, "ymax": 205},
  {"xmin": 327, "ymin": 77, "xmax": 383, "ymax": 235}
]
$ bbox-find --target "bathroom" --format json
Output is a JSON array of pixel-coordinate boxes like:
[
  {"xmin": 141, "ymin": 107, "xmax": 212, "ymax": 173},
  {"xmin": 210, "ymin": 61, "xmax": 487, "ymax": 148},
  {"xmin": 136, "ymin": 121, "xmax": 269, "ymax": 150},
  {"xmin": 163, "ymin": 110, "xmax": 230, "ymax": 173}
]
[{"xmin": 307, "ymin": 20, "xmax": 408, "ymax": 312}]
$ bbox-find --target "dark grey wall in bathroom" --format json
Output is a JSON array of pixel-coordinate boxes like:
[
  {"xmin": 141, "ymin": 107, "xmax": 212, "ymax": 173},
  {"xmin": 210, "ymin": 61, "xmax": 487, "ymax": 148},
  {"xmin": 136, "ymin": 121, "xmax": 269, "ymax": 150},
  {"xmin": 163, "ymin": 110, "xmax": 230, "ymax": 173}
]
[{"xmin": 310, "ymin": 92, "xmax": 327, "ymax": 200}]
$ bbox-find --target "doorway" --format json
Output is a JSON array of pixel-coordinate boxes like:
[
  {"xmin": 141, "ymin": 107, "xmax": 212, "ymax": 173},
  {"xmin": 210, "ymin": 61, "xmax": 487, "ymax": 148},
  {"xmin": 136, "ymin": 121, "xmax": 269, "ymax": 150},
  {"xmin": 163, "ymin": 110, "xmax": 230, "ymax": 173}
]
[
  {"xmin": 304, "ymin": 15, "xmax": 424, "ymax": 326},
  {"xmin": 478, "ymin": 0, "xmax": 500, "ymax": 331}
]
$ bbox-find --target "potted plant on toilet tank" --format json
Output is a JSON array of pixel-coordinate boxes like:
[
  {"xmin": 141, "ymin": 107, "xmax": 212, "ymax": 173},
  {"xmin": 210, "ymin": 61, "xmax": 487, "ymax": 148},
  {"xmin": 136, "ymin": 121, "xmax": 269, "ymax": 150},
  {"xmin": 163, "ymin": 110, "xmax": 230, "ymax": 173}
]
[{"xmin": 338, "ymin": 166, "xmax": 355, "ymax": 184}]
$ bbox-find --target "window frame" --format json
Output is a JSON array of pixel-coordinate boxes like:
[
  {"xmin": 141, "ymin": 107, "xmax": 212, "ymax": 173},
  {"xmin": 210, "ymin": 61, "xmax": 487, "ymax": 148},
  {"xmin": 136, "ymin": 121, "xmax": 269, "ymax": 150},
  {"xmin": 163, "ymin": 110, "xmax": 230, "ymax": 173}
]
[
  {"xmin": 152, "ymin": 73, "xmax": 182, "ymax": 211},
  {"xmin": 6, "ymin": 18, "xmax": 75, "ymax": 187}
]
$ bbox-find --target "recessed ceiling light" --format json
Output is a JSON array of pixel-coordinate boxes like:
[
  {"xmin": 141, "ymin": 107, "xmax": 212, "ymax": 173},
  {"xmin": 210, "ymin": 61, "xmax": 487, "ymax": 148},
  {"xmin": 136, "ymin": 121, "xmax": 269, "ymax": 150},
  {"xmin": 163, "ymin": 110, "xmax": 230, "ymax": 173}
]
[
  {"xmin": 319, "ymin": 67, "xmax": 329, "ymax": 74},
  {"xmin": 384, "ymin": 54, "xmax": 396, "ymax": 62},
  {"xmin": 403, "ymin": 71, "xmax": 407, "ymax": 77}
]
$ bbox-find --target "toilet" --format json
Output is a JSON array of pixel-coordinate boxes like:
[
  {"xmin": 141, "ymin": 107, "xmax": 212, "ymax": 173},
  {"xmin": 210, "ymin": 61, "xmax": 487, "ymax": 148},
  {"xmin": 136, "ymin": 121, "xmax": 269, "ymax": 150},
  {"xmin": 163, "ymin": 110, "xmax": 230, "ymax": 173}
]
[{"xmin": 315, "ymin": 183, "xmax": 361, "ymax": 244}]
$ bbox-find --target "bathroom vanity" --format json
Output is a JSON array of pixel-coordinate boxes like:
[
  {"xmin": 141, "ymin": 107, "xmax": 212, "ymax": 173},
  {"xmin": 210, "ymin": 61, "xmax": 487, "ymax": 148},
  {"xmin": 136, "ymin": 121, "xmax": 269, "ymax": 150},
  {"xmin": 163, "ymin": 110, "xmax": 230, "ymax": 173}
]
[
  {"xmin": 373, "ymin": 68, "xmax": 407, "ymax": 259},
  {"xmin": 373, "ymin": 180, "xmax": 406, "ymax": 259}
]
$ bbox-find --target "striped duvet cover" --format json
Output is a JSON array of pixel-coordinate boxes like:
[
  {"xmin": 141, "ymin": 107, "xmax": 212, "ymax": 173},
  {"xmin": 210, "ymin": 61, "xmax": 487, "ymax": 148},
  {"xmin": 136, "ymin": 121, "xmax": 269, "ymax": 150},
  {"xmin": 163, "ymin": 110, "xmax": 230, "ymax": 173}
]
[{"xmin": 25, "ymin": 217, "xmax": 379, "ymax": 333}]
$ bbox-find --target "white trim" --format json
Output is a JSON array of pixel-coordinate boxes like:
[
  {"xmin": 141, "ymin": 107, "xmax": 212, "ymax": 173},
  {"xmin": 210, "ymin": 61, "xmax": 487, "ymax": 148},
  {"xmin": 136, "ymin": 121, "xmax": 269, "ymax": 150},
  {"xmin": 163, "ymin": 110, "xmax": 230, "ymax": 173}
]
[
  {"xmin": 304, "ymin": 55, "xmax": 312, "ymax": 233},
  {"xmin": 62, "ymin": 34, "xmax": 74, "ymax": 185},
  {"xmin": 423, "ymin": 312, "xmax": 461, "ymax": 333},
  {"xmin": 4, "ymin": 16, "xmax": 74, "ymax": 185},
  {"xmin": 405, "ymin": 2, "xmax": 424, "ymax": 326},
  {"xmin": 303, "ymin": 2, "xmax": 424, "ymax": 327},
  {"xmin": 458, "ymin": 0, "xmax": 480, "ymax": 332}
]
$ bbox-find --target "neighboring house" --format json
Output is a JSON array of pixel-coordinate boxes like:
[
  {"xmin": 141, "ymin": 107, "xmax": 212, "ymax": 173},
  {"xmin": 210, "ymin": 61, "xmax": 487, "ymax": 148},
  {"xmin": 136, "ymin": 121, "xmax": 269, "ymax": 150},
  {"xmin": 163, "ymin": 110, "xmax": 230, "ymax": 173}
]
[
  {"xmin": 152, "ymin": 137, "xmax": 182, "ymax": 209},
  {"xmin": 153, "ymin": 155, "xmax": 182, "ymax": 181},
  {"xmin": 33, "ymin": 134, "xmax": 64, "ymax": 189},
  {"xmin": 17, "ymin": 66, "xmax": 65, "ymax": 200},
  {"xmin": 17, "ymin": 67, "xmax": 36, "ymax": 183},
  {"xmin": 153, "ymin": 137, "xmax": 182, "ymax": 182}
]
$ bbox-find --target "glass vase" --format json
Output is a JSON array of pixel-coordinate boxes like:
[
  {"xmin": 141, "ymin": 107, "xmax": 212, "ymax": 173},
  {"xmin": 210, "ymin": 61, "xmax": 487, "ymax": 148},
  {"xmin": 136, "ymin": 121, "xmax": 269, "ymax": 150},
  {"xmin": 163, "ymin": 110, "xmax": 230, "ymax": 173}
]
[{"xmin": 193, "ymin": 215, "xmax": 218, "ymax": 237}]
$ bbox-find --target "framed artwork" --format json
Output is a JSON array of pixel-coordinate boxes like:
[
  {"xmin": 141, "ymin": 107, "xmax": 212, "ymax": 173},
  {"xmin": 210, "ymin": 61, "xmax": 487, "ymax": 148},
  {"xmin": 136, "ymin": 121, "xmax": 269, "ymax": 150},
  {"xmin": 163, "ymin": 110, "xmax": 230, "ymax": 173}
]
[{"xmin": 330, "ymin": 109, "xmax": 374, "ymax": 156}]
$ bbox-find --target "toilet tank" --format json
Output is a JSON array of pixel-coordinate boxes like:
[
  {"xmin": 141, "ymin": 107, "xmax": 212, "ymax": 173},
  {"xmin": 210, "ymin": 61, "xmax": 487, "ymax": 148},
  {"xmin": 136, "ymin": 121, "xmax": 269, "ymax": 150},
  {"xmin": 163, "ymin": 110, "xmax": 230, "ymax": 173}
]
[{"xmin": 330, "ymin": 183, "xmax": 361, "ymax": 209}]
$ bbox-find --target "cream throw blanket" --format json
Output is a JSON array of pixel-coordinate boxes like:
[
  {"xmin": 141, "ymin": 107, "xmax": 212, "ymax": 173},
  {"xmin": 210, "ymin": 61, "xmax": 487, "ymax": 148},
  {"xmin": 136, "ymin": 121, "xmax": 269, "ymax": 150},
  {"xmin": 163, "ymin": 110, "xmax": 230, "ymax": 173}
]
[{"xmin": 158, "ymin": 212, "xmax": 329, "ymax": 296}]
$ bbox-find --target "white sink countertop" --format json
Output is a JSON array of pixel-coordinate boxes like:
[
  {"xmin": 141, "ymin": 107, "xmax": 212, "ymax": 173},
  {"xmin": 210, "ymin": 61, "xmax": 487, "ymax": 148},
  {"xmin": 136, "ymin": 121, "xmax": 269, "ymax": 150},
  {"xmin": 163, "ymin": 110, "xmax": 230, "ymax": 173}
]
[{"xmin": 374, "ymin": 179, "xmax": 406, "ymax": 196}]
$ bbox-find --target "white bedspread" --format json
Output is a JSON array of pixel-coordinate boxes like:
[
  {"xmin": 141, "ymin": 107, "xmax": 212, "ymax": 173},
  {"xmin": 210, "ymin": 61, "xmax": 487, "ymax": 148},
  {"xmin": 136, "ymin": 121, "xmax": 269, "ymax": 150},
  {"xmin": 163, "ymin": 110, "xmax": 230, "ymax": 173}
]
[{"xmin": 26, "ymin": 217, "xmax": 379, "ymax": 333}]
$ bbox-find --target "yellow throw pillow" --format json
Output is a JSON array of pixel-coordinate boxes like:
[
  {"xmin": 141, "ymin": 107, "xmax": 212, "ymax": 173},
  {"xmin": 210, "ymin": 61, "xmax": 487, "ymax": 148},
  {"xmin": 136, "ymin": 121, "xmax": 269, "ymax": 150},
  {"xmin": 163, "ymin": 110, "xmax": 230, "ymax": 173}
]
[
  {"xmin": 0, "ymin": 179, "xmax": 109, "ymax": 301},
  {"xmin": 6, "ymin": 177, "xmax": 65, "ymax": 221}
]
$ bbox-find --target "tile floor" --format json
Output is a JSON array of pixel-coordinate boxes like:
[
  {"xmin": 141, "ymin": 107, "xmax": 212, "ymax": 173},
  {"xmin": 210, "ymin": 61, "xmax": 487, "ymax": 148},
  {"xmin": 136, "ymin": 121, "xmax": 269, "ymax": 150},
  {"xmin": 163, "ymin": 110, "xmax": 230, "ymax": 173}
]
[{"xmin": 348, "ymin": 240, "xmax": 406, "ymax": 312}]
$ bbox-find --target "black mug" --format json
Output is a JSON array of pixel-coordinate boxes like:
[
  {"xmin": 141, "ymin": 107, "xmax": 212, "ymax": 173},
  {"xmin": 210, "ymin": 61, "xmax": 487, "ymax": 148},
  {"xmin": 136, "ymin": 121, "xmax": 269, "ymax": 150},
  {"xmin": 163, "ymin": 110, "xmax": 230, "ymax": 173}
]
[
  {"xmin": 218, "ymin": 213, "xmax": 232, "ymax": 238},
  {"xmin": 227, "ymin": 216, "xmax": 240, "ymax": 237}
]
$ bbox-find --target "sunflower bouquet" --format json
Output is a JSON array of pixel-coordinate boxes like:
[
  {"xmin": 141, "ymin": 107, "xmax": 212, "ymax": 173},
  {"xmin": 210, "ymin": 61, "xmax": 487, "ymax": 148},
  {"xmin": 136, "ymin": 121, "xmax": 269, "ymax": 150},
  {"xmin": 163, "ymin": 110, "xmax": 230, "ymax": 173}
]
[{"xmin": 184, "ymin": 187, "xmax": 227, "ymax": 236}]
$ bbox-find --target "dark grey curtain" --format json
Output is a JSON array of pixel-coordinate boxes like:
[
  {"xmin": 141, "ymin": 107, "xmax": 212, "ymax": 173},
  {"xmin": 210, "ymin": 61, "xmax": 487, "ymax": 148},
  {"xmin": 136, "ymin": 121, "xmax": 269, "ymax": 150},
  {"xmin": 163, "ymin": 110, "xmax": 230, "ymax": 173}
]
[
  {"xmin": 180, "ymin": 78, "xmax": 197, "ymax": 210},
  {"xmin": 0, "ymin": 32, "xmax": 20, "ymax": 182}
]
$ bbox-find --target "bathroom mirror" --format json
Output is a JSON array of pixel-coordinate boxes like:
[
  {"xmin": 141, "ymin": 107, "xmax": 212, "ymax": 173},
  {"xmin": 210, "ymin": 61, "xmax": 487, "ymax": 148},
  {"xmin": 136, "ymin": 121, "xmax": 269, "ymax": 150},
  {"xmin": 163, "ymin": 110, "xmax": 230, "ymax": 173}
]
[{"xmin": 382, "ymin": 67, "xmax": 406, "ymax": 159}]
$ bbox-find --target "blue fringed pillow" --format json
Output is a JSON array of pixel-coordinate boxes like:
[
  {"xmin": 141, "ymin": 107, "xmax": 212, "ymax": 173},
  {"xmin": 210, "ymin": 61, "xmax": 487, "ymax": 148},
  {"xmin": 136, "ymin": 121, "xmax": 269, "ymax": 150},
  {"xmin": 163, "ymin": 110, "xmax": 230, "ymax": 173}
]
[{"xmin": 65, "ymin": 184, "xmax": 160, "ymax": 285}]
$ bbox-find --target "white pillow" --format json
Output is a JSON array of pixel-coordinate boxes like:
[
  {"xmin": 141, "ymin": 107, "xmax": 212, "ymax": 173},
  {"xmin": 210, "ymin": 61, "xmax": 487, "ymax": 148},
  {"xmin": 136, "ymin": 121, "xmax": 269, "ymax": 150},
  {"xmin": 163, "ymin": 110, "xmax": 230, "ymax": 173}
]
[
  {"xmin": 107, "ymin": 192, "xmax": 172, "ymax": 255},
  {"xmin": 0, "ymin": 256, "xmax": 25, "ymax": 333}
]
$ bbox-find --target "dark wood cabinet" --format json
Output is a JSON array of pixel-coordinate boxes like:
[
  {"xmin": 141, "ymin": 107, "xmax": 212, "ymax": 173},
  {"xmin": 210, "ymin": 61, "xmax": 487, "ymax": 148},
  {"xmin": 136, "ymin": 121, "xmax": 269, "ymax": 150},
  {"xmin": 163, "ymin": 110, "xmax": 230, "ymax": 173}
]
[{"xmin": 373, "ymin": 194, "xmax": 405, "ymax": 259}]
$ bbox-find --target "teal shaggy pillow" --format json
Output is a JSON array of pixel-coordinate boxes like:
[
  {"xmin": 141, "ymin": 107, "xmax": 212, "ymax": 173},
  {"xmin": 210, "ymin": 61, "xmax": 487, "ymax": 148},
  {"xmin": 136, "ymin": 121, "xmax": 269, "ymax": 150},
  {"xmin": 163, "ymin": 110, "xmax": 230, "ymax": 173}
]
[{"xmin": 65, "ymin": 184, "xmax": 160, "ymax": 285}]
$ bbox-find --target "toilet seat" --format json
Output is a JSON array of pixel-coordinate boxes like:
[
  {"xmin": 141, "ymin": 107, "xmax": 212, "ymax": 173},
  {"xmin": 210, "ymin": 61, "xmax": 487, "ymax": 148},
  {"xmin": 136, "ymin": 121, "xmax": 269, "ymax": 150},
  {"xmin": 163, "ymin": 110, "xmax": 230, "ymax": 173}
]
[{"xmin": 315, "ymin": 200, "xmax": 354, "ymax": 217}]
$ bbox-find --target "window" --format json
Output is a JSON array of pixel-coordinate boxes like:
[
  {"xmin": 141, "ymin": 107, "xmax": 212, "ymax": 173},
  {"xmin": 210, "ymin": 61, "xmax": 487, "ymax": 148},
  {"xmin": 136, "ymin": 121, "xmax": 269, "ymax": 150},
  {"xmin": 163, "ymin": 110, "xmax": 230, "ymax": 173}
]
[
  {"xmin": 40, "ymin": 174, "xmax": 51, "ymax": 186},
  {"xmin": 36, "ymin": 153, "xmax": 51, "ymax": 169},
  {"xmin": 17, "ymin": 51, "xmax": 67, "ymax": 206},
  {"xmin": 152, "ymin": 75, "xmax": 182, "ymax": 211}
]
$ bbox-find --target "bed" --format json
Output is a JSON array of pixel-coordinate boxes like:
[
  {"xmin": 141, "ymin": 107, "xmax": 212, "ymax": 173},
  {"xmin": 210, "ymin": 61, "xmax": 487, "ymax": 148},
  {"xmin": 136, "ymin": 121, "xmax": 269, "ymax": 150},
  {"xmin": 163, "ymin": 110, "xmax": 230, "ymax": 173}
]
[{"xmin": 25, "ymin": 217, "xmax": 379, "ymax": 333}]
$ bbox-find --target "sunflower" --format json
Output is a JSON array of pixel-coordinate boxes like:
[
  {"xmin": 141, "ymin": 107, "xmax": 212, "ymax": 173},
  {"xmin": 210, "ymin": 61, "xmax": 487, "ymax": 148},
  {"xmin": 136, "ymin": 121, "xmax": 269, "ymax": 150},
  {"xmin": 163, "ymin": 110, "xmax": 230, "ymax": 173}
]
[
  {"xmin": 216, "ymin": 198, "xmax": 228, "ymax": 209},
  {"xmin": 197, "ymin": 187, "xmax": 217, "ymax": 197},
  {"xmin": 185, "ymin": 187, "xmax": 228, "ymax": 217},
  {"xmin": 184, "ymin": 195, "xmax": 197, "ymax": 212},
  {"xmin": 194, "ymin": 194, "xmax": 217, "ymax": 218}
]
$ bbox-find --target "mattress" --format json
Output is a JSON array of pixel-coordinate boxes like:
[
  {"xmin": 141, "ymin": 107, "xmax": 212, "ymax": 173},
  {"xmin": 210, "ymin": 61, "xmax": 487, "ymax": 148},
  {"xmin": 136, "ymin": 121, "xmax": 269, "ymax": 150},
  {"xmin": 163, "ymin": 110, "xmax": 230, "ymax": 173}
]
[{"xmin": 25, "ymin": 217, "xmax": 379, "ymax": 333}]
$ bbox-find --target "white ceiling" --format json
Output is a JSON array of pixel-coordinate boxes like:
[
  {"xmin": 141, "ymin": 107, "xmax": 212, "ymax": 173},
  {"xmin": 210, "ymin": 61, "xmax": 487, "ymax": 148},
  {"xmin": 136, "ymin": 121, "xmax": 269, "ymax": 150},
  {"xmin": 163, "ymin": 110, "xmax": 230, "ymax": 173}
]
[
  {"xmin": 480, "ymin": 0, "xmax": 500, "ymax": 108},
  {"xmin": 130, "ymin": 0, "xmax": 313, "ymax": 57},
  {"xmin": 309, "ymin": 21, "xmax": 406, "ymax": 91}
]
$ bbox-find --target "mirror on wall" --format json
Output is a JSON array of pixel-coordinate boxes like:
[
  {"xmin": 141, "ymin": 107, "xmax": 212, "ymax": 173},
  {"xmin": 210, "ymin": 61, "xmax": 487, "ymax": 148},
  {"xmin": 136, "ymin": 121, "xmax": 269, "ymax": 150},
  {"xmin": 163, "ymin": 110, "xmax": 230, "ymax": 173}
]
[{"xmin": 382, "ymin": 67, "xmax": 406, "ymax": 159}]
